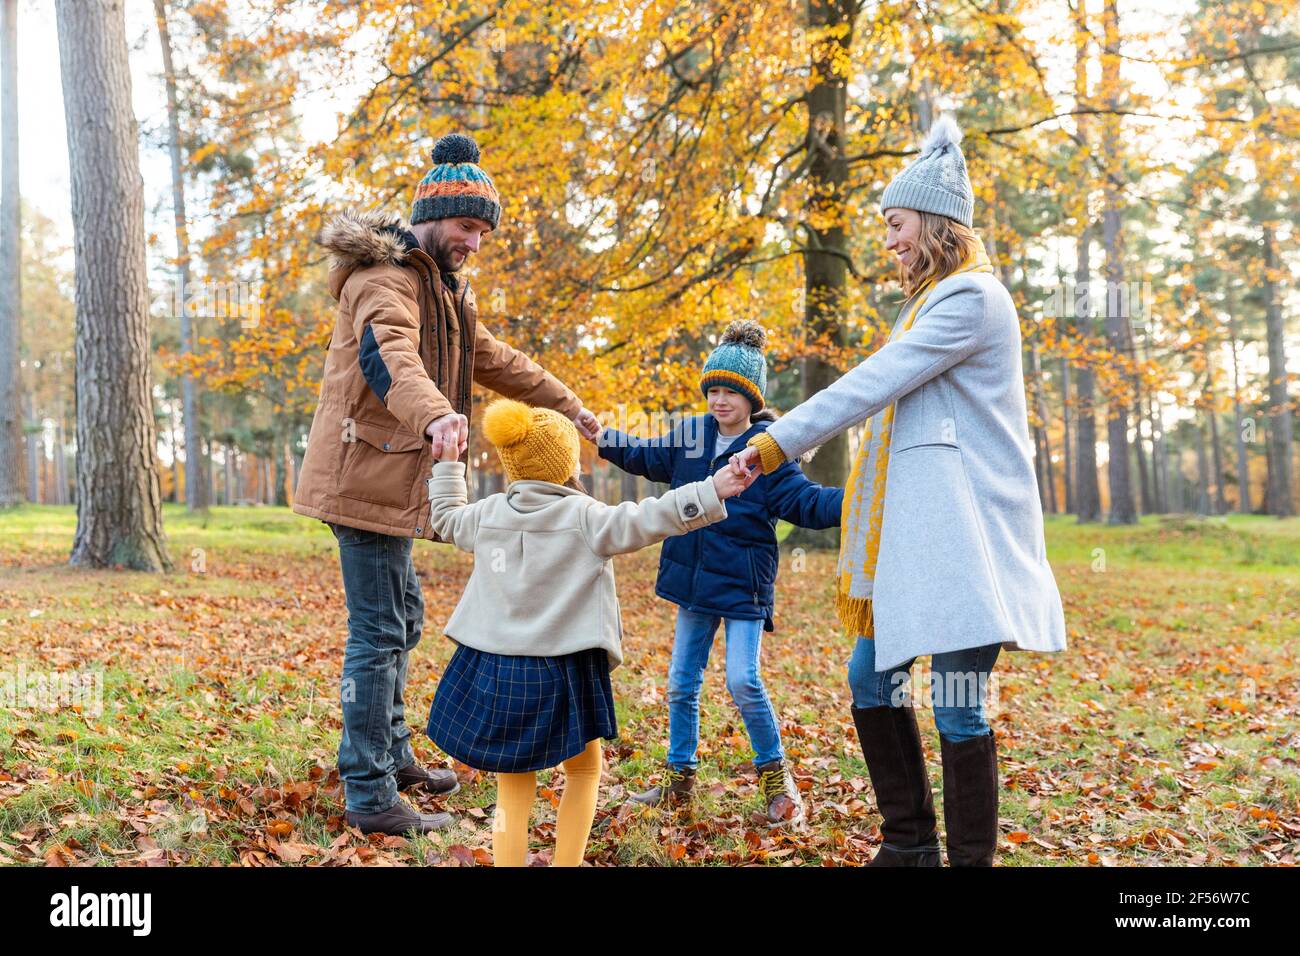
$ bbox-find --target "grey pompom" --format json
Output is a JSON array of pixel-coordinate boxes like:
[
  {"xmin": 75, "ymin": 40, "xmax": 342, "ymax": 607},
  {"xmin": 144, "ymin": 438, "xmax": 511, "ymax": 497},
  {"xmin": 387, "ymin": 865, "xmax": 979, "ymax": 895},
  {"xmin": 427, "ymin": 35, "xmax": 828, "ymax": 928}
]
[
  {"xmin": 720, "ymin": 320, "xmax": 767, "ymax": 350},
  {"xmin": 918, "ymin": 114, "xmax": 963, "ymax": 159}
]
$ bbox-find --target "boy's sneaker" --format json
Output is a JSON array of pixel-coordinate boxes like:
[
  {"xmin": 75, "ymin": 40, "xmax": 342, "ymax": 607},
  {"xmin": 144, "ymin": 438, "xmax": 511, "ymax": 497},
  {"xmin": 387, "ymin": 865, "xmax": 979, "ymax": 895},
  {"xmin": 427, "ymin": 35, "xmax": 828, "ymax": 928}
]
[
  {"xmin": 629, "ymin": 764, "xmax": 695, "ymax": 807},
  {"xmin": 756, "ymin": 759, "xmax": 806, "ymax": 829}
]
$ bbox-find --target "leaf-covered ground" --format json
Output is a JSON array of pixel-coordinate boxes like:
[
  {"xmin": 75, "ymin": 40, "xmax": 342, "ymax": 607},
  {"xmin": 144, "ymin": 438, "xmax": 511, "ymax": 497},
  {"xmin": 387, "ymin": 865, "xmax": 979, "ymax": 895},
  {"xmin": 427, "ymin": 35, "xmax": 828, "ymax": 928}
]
[{"xmin": 1, "ymin": 505, "xmax": 1297, "ymax": 866}]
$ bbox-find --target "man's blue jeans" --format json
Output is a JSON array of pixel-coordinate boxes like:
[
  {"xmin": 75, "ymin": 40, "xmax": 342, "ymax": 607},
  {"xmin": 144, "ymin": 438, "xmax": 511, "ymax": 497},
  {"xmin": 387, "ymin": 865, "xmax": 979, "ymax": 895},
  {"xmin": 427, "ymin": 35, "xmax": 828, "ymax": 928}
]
[
  {"xmin": 330, "ymin": 523, "xmax": 422, "ymax": 813},
  {"xmin": 847, "ymin": 637, "xmax": 1001, "ymax": 743},
  {"xmin": 666, "ymin": 608, "xmax": 784, "ymax": 768}
]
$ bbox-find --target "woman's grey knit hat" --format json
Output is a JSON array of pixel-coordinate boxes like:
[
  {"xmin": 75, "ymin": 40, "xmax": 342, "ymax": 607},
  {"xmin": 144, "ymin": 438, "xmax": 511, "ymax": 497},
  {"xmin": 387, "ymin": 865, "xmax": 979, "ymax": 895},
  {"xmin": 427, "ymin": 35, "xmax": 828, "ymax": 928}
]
[{"xmin": 879, "ymin": 115, "xmax": 974, "ymax": 228}]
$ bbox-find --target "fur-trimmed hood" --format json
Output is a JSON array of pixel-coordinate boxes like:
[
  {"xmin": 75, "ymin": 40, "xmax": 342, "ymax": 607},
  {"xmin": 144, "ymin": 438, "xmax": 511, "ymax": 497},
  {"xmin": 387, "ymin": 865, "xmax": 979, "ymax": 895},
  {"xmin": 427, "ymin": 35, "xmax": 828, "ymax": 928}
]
[{"xmin": 319, "ymin": 208, "xmax": 422, "ymax": 300}]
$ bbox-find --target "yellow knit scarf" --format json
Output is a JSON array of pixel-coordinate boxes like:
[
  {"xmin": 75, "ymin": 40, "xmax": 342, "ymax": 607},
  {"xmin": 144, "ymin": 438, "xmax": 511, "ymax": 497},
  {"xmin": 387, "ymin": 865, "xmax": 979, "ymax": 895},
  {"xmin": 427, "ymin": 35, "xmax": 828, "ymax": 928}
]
[{"xmin": 835, "ymin": 238, "xmax": 994, "ymax": 637}]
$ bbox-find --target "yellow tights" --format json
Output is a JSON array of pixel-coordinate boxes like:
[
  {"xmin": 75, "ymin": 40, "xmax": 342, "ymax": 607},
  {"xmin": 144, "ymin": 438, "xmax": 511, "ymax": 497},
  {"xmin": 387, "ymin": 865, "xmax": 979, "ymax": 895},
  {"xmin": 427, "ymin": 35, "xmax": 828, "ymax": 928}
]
[{"xmin": 492, "ymin": 739, "xmax": 602, "ymax": 867}]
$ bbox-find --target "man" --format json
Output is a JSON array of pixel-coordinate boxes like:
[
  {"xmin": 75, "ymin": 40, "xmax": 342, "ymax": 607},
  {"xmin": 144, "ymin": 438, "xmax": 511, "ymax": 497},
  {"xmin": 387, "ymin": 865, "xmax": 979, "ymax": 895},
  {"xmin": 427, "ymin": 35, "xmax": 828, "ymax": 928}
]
[{"xmin": 294, "ymin": 132, "xmax": 601, "ymax": 835}]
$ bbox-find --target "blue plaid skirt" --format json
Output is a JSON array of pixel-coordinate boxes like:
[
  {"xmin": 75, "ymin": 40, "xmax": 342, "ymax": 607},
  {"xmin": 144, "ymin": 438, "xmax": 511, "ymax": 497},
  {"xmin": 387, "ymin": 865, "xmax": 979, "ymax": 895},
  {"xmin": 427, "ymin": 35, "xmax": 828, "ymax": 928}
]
[{"xmin": 426, "ymin": 643, "xmax": 618, "ymax": 774}]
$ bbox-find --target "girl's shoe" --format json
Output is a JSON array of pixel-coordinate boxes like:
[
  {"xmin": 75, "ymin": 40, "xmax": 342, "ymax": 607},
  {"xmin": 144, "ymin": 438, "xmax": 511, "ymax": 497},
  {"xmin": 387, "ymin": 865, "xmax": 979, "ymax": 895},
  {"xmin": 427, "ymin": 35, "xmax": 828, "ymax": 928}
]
[
  {"xmin": 629, "ymin": 764, "xmax": 695, "ymax": 807},
  {"xmin": 756, "ymin": 759, "xmax": 806, "ymax": 829}
]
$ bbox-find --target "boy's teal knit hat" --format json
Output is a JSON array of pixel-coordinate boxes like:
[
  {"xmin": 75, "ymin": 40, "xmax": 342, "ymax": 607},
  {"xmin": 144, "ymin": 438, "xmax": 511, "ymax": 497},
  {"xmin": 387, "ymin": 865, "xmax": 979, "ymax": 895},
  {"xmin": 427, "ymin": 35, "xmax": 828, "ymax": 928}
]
[
  {"xmin": 700, "ymin": 320, "xmax": 768, "ymax": 411},
  {"xmin": 879, "ymin": 114, "xmax": 974, "ymax": 228}
]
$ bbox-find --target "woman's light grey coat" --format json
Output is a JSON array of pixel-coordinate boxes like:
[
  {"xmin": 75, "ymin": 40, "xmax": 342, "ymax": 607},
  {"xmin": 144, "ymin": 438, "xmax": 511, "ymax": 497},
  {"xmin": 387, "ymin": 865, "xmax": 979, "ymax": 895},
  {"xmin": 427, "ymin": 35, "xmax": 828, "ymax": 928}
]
[{"xmin": 764, "ymin": 272, "xmax": 1067, "ymax": 671}]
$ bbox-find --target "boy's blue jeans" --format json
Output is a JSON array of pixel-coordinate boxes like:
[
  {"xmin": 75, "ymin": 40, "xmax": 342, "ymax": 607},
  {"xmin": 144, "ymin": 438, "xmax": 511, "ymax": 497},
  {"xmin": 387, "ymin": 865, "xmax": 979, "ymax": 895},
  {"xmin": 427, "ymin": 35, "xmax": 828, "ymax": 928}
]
[
  {"xmin": 666, "ymin": 608, "xmax": 784, "ymax": 768},
  {"xmin": 330, "ymin": 523, "xmax": 422, "ymax": 813},
  {"xmin": 847, "ymin": 636, "xmax": 1001, "ymax": 743}
]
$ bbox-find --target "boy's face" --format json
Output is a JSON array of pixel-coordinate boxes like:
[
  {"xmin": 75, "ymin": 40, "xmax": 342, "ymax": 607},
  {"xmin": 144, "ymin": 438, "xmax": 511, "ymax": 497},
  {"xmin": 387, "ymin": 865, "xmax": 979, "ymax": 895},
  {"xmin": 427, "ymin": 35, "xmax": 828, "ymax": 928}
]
[{"xmin": 707, "ymin": 386, "xmax": 752, "ymax": 429}]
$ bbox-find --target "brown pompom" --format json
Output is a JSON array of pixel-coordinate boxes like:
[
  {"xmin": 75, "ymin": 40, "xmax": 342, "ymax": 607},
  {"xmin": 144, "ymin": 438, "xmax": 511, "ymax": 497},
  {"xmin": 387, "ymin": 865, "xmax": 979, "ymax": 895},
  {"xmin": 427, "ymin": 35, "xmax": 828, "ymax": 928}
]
[{"xmin": 720, "ymin": 320, "xmax": 767, "ymax": 350}]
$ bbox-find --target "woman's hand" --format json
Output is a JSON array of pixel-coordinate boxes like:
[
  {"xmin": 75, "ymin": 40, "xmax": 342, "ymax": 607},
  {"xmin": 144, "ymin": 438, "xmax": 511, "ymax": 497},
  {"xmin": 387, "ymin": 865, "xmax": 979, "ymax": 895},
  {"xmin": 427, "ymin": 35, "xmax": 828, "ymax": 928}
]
[{"xmin": 729, "ymin": 446, "xmax": 763, "ymax": 485}]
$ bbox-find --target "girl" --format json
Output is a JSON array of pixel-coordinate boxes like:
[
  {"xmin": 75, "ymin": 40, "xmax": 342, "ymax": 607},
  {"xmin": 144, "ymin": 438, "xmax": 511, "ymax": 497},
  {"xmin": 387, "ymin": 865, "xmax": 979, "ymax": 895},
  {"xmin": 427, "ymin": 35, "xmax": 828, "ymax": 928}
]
[
  {"xmin": 732, "ymin": 116, "xmax": 1067, "ymax": 865},
  {"xmin": 424, "ymin": 398, "xmax": 748, "ymax": 866},
  {"xmin": 598, "ymin": 321, "xmax": 843, "ymax": 829}
]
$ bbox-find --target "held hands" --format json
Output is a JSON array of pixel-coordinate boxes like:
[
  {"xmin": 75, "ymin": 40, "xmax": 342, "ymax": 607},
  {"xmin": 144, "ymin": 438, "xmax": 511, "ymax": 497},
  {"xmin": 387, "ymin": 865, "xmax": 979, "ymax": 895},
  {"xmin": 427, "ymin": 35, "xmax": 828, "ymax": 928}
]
[
  {"xmin": 427, "ymin": 413, "xmax": 468, "ymax": 462},
  {"xmin": 712, "ymin": 457, "xmax": 757, "ymax": 499},
  {"xmin": 572, "ymin": 407, "xmax": 602, "ymax": 442},
  {"xmin": 729, "ymin": 445, "xmax": 763, "ymax": 482}
]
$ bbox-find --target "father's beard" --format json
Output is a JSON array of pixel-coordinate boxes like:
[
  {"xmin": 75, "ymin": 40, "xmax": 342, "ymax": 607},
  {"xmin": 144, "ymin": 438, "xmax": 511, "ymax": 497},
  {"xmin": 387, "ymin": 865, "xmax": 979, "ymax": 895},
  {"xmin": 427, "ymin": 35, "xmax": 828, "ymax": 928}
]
[{"xmin": 423, "ymin": 232, "xmax": 468, "ymax": 275}]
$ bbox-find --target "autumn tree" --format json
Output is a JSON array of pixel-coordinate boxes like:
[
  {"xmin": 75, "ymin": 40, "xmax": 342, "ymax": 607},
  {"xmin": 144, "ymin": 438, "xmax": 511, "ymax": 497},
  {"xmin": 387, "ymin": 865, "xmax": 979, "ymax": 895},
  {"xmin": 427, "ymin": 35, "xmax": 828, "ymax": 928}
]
[{"xmin": 56, "ymin": 0, "xmax": 170, "ymax": 570}]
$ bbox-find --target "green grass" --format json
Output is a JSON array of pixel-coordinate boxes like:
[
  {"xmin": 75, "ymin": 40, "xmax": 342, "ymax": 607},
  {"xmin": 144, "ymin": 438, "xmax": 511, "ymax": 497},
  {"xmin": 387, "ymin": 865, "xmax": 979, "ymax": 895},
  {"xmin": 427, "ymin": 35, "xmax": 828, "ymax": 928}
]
[{"xmin": 1, "ymin": 504, "xmax": 1297, "ymax": 866}]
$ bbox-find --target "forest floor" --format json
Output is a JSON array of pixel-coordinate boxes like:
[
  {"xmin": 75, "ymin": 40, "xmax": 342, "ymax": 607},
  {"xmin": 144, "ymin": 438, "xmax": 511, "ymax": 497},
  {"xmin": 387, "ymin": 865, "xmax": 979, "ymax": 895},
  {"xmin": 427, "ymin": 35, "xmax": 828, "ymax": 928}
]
[{"xmin": 1, "ymin": 505, "xmax": 1297, "ymax": 866}]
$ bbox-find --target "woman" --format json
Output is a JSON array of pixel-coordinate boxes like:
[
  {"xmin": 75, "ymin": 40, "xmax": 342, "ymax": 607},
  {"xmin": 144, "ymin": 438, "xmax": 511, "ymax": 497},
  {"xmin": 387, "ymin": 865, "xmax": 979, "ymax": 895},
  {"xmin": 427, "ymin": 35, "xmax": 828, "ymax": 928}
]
[{"xmin": 731, "ymin": 115, "xmax": 1066, "ymax": 866}]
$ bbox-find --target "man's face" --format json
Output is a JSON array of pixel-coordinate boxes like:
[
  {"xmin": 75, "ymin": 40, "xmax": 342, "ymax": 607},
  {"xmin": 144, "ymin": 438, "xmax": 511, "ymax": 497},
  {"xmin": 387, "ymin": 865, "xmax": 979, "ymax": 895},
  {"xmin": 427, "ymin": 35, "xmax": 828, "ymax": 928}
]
[{"xmin": 421, "ymin": 216, "xmax": 493, "ymax": 273}]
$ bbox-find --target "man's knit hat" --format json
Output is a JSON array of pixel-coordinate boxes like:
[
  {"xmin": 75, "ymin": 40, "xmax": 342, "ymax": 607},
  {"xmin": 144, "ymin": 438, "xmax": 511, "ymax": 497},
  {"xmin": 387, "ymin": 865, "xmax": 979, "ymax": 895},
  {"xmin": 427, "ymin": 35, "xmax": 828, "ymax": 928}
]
[
  {"xmin": 699, "ymin": 320, "xmax": 768, "ymax": 412},
  {"xmin": 411, "ymin": 133, "xmax": 502, "ymax": 229},
  {"xmin": 483, "ymin": 399, "xmax": 579, "ymax": 486},
  {"xmin": 879, "ymin": 115, "xmax": 974, "ymax": 228}
]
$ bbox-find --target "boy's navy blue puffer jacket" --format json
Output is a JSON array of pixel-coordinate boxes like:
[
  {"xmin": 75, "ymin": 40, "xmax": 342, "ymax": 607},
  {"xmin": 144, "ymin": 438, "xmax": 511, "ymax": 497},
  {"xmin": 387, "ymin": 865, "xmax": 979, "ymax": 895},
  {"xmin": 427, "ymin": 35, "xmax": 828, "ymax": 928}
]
[{"xmin": 598, "ymin": 413, "xmax": 843, "ymax": 631}]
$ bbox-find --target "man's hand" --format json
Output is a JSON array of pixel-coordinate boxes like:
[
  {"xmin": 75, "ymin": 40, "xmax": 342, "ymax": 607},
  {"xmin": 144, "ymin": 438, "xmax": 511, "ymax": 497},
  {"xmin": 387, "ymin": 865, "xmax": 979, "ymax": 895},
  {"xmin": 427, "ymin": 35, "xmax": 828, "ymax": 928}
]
[
  {"xmin": 573, "ymin": 407, "xmax": 602, "ymax": 442},
  {"xmin": 426, "ymin": 413, "xmax": 468, "ymax": 461}
]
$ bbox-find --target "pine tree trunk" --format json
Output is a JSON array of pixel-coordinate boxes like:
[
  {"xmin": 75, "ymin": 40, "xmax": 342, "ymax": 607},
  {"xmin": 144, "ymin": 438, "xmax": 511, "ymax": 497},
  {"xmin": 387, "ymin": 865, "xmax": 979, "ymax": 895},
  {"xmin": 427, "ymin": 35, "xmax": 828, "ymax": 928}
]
[
  {"xmin": 1227, "ymin": 309, "xmax": 1251, "ymax": 513},
  {"xmin": 1261, "ymin": 227, "xmax": 1293, "ymax": 516},
  {"xmin": 154, "ymin": 0, "xmax": 204, "ymax": 511},
  {"xmin": 1195, "ymin": 417, "xmax": 1211, "ymax": 516},
  {"xmin": 1074, "ymin": 231, "xmax": 1102, "ymax": 523},
  {"xmin": 0, "ymin": 0, "xmax": 24, "ymax": 507},
  {"xmin": 1061, "ymin": 358, "xmax": 1075, "ymax": 513},
  {"xmin": 788, "ymin": 0, "xmax": 855, "ymax": 551},
  {"xmin": 57, "ymin": 0, "xmax": 171, "ymax": 570}
]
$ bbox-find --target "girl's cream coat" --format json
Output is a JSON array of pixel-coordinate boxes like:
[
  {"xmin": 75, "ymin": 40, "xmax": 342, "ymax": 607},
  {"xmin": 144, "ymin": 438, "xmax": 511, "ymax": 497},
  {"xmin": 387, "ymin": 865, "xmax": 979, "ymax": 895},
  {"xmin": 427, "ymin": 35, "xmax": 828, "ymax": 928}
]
[{"xmin": 426, "ymin": 461, "xmax": 728, "ymax": 669}]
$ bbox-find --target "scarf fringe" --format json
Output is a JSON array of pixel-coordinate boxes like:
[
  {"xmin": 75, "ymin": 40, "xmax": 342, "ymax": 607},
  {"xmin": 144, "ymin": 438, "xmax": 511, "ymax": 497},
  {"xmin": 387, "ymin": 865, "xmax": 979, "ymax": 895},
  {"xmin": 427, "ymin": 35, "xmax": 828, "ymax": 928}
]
[{"xmin": 836, "ymin": 592, "xmax": 874, "ymax": 639}]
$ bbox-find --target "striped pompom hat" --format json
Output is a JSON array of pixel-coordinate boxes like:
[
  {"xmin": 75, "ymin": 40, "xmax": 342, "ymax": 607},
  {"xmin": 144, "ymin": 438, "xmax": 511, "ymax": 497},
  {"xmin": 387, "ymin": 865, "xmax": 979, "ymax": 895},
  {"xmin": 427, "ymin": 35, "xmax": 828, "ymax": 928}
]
[
  {"xmin": 699, "ymin": 320, "xmax": 768, "ymax": 411},
  {"xmin": 411, "ymin": 133, "xmax": 502, "ymax": 229}
]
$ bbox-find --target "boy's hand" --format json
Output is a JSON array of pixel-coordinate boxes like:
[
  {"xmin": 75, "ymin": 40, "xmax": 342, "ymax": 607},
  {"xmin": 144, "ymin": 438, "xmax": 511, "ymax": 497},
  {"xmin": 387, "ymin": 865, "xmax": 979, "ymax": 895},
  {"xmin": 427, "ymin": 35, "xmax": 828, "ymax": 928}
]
[{"xmin": 711, "ymin": 464, "xmax": 749, "ymax": 499}]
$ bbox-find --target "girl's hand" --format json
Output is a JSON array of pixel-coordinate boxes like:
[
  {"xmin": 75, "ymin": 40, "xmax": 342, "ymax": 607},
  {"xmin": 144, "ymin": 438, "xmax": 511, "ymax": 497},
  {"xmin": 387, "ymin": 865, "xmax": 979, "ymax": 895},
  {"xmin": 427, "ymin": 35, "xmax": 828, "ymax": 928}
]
[{"xmin": 711, "ymin": 465, "xmax": 749, "ymax": 499}]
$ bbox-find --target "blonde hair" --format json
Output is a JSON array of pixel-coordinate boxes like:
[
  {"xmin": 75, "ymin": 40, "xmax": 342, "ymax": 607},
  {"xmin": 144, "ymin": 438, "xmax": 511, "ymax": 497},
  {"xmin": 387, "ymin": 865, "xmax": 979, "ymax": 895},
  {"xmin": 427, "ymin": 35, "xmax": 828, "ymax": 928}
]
[{"xmin": 898, "ymin": 212, "xmax": 981, "ymax": 297}]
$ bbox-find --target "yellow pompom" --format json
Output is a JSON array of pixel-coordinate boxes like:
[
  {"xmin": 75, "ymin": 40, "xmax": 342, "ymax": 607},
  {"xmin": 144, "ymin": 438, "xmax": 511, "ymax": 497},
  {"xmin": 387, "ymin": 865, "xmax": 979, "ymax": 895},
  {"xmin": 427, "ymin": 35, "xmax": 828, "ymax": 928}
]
[{"xmin": 483, "ymin": 399, "xmax": 533, "ymax": 448}]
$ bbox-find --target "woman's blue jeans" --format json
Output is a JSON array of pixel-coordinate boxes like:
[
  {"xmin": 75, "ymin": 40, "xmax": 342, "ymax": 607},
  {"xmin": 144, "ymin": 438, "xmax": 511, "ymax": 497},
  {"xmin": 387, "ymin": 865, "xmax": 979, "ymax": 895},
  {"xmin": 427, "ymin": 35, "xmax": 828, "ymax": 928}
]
[
  {"xmin": 330, "ymin": 523, "xmax": 423, "ymax": 813},
  {"xmin": 847, "ymin": 636, "xmax": 1001, "ymax": 742},
  {"xmin": 666, "ymin": 608, "xmax": 784, "ymax": 768}
]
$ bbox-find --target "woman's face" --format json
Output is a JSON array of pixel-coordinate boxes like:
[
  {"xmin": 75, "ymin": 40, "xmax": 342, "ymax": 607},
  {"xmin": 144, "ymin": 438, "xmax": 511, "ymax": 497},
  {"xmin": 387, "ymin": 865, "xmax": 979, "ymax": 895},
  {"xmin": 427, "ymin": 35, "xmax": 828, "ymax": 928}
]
[{"xmin": 883, "ymin": 207, "xmax": 922, "ymax": 270}]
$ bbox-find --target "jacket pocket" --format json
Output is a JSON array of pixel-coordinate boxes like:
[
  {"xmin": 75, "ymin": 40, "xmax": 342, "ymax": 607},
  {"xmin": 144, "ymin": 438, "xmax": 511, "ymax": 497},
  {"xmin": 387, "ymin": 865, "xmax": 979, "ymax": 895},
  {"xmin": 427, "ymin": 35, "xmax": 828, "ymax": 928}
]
[
  {"xmin": 746, "ymin": 549, "xmax": 760, "ymax": 603},
  {"xmin": 336, "ymin": 419, "xmax": 427, "ymax": 510},
  {"xmin": 893, "ymin": 378, "xmax": 960, "ymax": 452}
]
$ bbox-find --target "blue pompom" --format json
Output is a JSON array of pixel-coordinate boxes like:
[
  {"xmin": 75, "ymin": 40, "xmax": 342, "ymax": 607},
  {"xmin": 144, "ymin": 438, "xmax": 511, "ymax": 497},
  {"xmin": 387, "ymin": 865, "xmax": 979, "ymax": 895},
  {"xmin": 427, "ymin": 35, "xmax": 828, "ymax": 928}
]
[{"xmin": 431, "ymin": 133, "xmax": 481, "ymax": 165}]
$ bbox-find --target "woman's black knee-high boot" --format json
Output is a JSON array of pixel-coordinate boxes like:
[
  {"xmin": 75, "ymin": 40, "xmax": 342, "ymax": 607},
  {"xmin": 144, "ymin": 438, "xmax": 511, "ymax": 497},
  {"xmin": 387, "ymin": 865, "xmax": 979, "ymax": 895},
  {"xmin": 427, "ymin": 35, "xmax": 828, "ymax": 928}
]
[
  {"xmin": 939, "ymin": 730, "xmax": 999, "ymax": 866},
  {"xmin": 851, "ymin": 705, "xmax": 941, "ymax": 867}
]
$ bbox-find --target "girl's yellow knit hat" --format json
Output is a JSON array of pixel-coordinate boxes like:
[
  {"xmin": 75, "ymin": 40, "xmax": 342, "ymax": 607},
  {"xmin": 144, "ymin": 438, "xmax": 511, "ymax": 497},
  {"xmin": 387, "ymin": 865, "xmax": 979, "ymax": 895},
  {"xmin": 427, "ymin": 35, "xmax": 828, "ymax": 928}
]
[{"xmin": 482, "ymin": 399, "xmax": 580, "ymax": 485}]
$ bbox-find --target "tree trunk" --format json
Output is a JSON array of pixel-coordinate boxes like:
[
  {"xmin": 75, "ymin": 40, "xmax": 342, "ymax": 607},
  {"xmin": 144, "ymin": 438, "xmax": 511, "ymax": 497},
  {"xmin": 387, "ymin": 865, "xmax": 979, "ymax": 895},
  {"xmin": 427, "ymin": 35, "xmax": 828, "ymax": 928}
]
[
  {"xmin": 57, "ymin": 0, "xmax": 171, "ymax": 570},
  {"xmin": 1100, "ymin": 0, "xmax": 1135, "ymax": 524},
  {"xmin": 1226, "ymin": 308, "xmax": 1250, "ymax": 513},
  {"xmin": 788, "ymin": 0, "xmax": 855, "ymax": 551},
  {"xmin": 25, "ymin": 391, "xmax": 39, "ymax": 501},
  {"xmin": 154, "ymin": 0, "xmax": 204, "ymax": 511},
  {"xmin": 0, "ymin": 0, "xmax": 23, "ymax": 507},
  {"xmin": 1061, "ymin": 358, "xmax": 1075, "ymax": 513},
  {"xmin": 1208, "ymin": 403, "xmax": 1227, "ymax": 514},
  {"xmin": 1195, "ymin": 416, "xmax": 1211, "ymax": 516},
  {"xmin": 1261, "ymin": 227, "xmax": 1293, "ymax": 516},
  {"xmin": 1074, "ymin": 230, "xmax": 1102, "ymax": 523}
]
